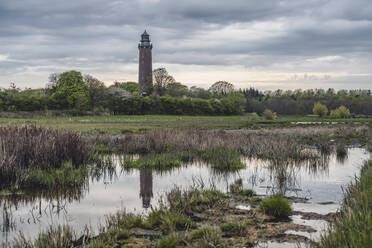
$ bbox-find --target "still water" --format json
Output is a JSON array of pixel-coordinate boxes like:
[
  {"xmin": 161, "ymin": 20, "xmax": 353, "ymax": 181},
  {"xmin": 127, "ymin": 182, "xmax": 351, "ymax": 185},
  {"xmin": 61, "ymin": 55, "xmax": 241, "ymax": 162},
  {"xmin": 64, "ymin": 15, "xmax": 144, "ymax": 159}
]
[{"xmin": 0, "ymin": 147, "xmax": 369, "ymax": 246}]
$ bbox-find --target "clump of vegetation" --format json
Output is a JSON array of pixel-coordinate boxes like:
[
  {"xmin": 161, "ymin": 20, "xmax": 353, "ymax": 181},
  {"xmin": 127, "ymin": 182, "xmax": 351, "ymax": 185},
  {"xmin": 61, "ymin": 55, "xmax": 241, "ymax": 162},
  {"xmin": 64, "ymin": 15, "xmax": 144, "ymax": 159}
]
[
  {"xmin": 262, "ymin": 109, "xmax": 277, "ymax": 120},
  {"xmin": 229, "ymin": 178, "xmax": 255, "ymax": 197},
  {"xmin": 259, "ymin": 195, "xmax": 292, "ymax": 219},
  {"xmin": 165, "ymin": 187, "xmax": 228, "ymax": 215},
  {"xmin": 313, "ymin": 102, "xmax": 328, "ymax": 117},
  {"xmin": 156, "ymin": 233, "xmax": 185, "ymax": 248},
  {"xmin": 250, "ymin": 112, "xmax": 260, "ymax": 121},
  {"xmin": 240, "ymin": 189, "xmax": 255, "ymax": 197},
  {"xmin": 313, "ymin": 160, "xmax": 372, "ymax": 248},
  {"xmin": 154, "ymin": 211, "xmax": 196, "ymax": 232},
  {"xmin": 91, "ymin": 228, "xmax": 132, "ymax": 247},
  {"xmin": 219, "ymin": 222, "xmax": 247, "ymax": 236},
  {"xmin": 198, "ymin": 147, "xmax": 245, "ymax": 171},
  {"xmin": 229, "ymin": 178, "xmax": 243, "ymax": 193},
  {"xmin": 189, "ymin": 227, "xmax": 226, "ymax": 247},
  {"xmin": 105, "ymin": 209, "xmax": 145, "ymax": 230},
  {"xmin": 122, "ymin": 153, "xmax": 183, "ymax": 171},
  {"xmin": 330, "ymin": 105, "xmax": 351, "ymax": 119}
]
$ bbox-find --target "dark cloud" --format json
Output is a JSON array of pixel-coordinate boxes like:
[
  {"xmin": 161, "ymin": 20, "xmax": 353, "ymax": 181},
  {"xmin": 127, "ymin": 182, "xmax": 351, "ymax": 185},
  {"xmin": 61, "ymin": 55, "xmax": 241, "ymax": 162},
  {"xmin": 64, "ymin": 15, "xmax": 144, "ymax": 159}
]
[{"xmin": 0, "ymin": 0, "xmax": 371, "ymax": 89}]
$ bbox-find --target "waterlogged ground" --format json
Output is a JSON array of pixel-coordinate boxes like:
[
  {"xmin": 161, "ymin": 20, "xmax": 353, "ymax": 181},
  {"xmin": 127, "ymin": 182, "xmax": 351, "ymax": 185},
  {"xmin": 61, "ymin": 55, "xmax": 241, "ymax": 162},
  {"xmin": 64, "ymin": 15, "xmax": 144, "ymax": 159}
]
[{"xmin": 0, "ymin": 148, "xmax": 369, "ymax": 247}]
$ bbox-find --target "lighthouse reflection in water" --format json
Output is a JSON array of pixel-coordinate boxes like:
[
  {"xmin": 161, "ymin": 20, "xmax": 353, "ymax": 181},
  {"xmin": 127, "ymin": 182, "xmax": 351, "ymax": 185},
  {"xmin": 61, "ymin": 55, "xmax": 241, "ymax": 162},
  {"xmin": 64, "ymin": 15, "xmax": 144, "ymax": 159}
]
[{"xmin": 139, "ymin": 169, "xmax": 153, "ymax": 208}]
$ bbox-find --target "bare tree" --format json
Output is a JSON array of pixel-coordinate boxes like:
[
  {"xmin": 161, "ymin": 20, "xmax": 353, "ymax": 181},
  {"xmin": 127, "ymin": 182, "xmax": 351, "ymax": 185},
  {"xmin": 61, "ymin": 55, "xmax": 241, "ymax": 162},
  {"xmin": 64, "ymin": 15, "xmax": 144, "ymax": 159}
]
[
  {"xmin": 45, "ymin": 73, "xmax": 61, "ymax": 95},
  {"xmin": 153, "ymin": 68, "xmax": 175, "ymax": 96},
  {"xmin": 209, "ymin": 81, "xmax": 234, "ymax": 95}
]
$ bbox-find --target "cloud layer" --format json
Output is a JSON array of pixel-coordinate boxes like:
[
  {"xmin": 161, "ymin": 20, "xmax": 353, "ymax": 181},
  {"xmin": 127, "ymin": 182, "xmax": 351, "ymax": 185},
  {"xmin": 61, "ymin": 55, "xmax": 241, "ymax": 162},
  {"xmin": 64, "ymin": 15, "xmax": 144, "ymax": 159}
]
[{"xmin": 0, "ymin": 0, "xmax": 371, "ymax": 89}]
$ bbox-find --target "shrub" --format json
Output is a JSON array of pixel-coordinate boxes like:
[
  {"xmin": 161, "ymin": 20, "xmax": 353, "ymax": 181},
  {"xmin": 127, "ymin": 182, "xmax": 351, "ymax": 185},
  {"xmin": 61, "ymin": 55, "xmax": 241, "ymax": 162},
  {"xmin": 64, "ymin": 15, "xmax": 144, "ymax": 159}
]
[
  {"xmin": 259, "ymin": 195, "xmax": 292, "ymax": 219},
  {"xmin": 313, "ymin": 102, "xmax": 328, "ymax": 117},
  {"xmin": 331, "ymin": 105, "xmax": 350, "ymax": 119},
  {"xmin": 250, "ymin": 112, "xmax": 260, "ymax": 121},
  {"xmin": 330, "ymin": 109, "xmax": 341, "ymax": 118},
  {"xmin": 262, "ymin": 109, "xmax": 277, "ymax": 120}
]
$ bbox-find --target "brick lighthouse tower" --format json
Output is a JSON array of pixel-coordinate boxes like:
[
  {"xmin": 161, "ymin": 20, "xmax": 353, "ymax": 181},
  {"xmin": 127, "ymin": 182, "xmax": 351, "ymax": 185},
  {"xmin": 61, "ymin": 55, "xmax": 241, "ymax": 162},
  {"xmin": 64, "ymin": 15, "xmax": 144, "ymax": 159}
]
[{"xmin": 138, "ymin": 30, "xmax": 153, "ymax": 95}]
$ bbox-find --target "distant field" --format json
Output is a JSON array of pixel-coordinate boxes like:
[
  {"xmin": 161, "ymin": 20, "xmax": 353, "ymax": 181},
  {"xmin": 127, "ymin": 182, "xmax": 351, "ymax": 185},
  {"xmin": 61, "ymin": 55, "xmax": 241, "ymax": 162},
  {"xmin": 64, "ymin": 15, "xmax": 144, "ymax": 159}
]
[{"xmin": 0, "ymin": 114, "xmax": 371, "ymax": 134}]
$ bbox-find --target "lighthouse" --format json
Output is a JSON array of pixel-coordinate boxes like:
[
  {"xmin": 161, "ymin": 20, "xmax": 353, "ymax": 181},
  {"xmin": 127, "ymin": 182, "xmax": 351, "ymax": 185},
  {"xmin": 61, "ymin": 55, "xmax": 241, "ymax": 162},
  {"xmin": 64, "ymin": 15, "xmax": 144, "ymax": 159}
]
[{"xmin": 138, "ymin": 30, "xmax": 153, "ymax": 95}]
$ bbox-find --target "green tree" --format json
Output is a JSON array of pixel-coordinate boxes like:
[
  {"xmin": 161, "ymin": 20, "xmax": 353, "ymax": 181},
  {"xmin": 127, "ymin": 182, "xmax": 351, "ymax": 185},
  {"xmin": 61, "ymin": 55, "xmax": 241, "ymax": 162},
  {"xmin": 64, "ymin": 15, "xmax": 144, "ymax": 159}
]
[
  {"xmin": 221, "ymin": 92, "xmax": 246, "ymax": 114},
  {"xmin": 113, "ymin": 81, "xmax": 139, "ymax": 94},
  {"xmin": 51, "ymin": 71, "xmax": 90, "ymax": 110},
  {"xmin": 84, "ymin": 74, "xmax": 108, "ymax": 110},
  {"xmin": 313, "ymin": 102, "xmax": 328, "ymax": 117},
  {"xmin": 165, "ymin": 82, "xmax": 188, "ymax": 97}
]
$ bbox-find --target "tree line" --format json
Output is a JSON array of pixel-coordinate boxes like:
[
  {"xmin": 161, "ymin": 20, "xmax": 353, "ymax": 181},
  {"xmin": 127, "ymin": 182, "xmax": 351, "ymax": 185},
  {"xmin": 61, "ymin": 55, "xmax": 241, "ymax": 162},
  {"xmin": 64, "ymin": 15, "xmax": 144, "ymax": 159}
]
[{"xmin": 1, "ymin": 69, "xmax": 371, "ymax": 116}]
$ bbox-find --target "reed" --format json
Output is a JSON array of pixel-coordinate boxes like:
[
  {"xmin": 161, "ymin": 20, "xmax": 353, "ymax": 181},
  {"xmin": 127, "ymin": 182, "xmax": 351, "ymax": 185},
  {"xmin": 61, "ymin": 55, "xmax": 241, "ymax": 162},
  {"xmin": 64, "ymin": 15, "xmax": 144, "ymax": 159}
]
[
  {"xmin": 0, "ymin": 125, "xmax": 92, "ymax": 190},
  {"xmin": 313, "ymin": 159, "xmax": 372, "ymax": 248}
]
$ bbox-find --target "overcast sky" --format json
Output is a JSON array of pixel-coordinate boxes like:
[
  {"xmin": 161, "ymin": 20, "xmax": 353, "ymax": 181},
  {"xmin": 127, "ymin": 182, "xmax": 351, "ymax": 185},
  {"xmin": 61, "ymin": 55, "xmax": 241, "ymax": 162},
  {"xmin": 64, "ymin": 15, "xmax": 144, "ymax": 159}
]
[{"xmin": 0, "ymin": 0, "xmax": 371, "ymax": 90}]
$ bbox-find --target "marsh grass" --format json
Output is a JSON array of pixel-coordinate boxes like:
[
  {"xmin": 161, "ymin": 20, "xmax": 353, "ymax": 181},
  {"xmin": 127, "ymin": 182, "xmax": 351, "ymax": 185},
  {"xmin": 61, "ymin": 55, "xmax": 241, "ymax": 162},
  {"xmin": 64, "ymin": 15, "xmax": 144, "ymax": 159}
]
[
  {"xmin": 164, "ymin": 186, "xmax": 229, "ymax": 215},
  {"xmin": 313, "ymin": 159, "xmax": 372, "ymax": 248},
  {"xmin": 219, "ymin": 222, "xmax": 247, "ymax": 236},
  {"xmin": 189, "ymin": 227, "xmax": 226, "ymax": 248},
  {"xmin": 0, "ymin": 125, "xmax": 92, "ymax": 191},
  {"xmin": 97, "ymin": 128, "xmax": 356, "ymax": 172},
  {"xmin": 12, "ymin": 225, "xmax": 78, "ymax": 248},
  {"xmin": 156, "ymin": 233, "xmax": 185, "ymax": 248}
]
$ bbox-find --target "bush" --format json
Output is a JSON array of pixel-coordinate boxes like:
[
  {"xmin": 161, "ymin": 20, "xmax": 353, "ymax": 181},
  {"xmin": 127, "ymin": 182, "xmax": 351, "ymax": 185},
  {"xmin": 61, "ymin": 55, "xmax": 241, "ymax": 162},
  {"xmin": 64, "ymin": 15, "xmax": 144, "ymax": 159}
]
[
  {"xmin": 330, "ymin": 105, "xmax": 350, "ymax": 119},
  {"xmin": 330, "ymin": 109, "xmax": 341, "ymax": 118},
  {"xmin": 262, "ymin": 109, "xmax": 277, "ymax": 120},
  {"xmin": 250, "ymin": 112, "xmax": 260, "ymax": 121},
  {"xmin": 259, "ymin": 195, "xmax": 292, "ymax": 219},
  {"xmin": 338, "ymin": 105, "xmax": 350, "ymax": 118},
  {"xmin": 313, "ymin": 102, "xmax": 328, "ymax": 117}
]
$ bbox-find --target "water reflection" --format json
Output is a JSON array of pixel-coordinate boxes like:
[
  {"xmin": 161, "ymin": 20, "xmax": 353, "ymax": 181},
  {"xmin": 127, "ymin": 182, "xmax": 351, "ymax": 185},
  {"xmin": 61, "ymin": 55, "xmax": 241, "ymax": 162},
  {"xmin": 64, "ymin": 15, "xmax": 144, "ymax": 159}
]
[
  {"xmin": 0, "ymin": 147, "xmax": 369, "ymax": 245},
  {"xmin": 140, "ymin": 169, "xmax": 153, "ymax": 208}
]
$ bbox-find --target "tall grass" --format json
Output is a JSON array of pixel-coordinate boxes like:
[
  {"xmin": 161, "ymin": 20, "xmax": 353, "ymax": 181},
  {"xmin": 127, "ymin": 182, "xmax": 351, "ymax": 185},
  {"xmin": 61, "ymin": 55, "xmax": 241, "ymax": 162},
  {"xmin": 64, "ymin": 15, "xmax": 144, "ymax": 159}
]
[
  {"xmin": 12, "ymin": 225, "xmax": 78, "ymax": 248},
  {"xmin": 98, "ymin": 128, "xmax": 332, "ymax": 172},
  {"xmin": 0, "ymin": 125, "xmax": 91, "ymax": 190},
  {"xmin": 313, "ymin": 159, "xmax": 372, "ymax": 248}
]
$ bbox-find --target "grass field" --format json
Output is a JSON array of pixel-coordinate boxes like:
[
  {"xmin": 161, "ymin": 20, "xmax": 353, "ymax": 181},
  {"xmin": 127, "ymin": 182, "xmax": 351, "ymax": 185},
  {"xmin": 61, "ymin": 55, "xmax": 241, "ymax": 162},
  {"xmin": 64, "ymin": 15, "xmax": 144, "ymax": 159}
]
[{"xmin": 0, "ymin": 114, "xmax": 371, "ymax": 134}]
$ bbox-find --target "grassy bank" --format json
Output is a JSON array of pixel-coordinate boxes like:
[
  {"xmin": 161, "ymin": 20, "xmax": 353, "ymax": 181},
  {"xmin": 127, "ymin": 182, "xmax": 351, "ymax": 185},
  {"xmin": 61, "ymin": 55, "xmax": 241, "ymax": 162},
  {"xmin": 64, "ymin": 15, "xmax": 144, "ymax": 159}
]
[
  {"xmin": 313, "ymin": 159, "xmax": 372, "ymax": 248},
  {"xmin": 0, "ymin": 114, "xmax": 371, "ymax": 134}
]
